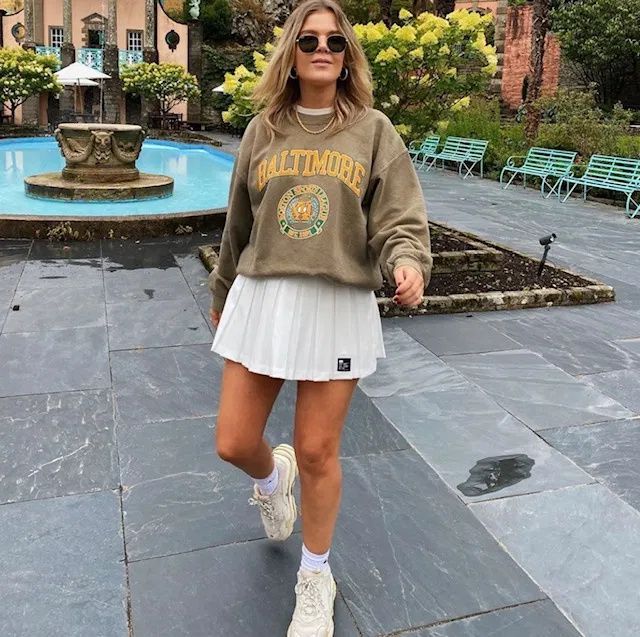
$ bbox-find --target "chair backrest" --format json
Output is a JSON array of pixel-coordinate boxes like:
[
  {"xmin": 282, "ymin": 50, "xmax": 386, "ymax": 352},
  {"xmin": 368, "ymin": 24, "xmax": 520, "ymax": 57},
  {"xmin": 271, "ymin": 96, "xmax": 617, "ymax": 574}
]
[
  {"xmin": 523, "ymin": 147, "xmax": 576, "ymax": 174},
  {"xmin": 584, "ymin": 155, "xmax": 640, "ymax": 186},
  {"xmin": 420, "ymin": 135, "xmax": 440, "ymax": 152},
  {"xmin": 441, "ymin": 136, "xmax": 489, "ymax": 161}
]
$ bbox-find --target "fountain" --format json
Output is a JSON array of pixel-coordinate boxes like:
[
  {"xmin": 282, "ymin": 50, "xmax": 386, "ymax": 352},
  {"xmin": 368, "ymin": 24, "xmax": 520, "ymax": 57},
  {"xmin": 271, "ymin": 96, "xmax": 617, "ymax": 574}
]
[{"xmin": 24, "ymin": 123, "xmax": 174, "ymax": 201}]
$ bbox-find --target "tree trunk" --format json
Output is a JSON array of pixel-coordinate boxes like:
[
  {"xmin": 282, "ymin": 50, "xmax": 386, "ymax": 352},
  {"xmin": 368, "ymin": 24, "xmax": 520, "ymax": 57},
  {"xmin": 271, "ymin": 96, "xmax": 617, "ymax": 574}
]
[
  {"xmin": 412, "ymin": 0, "xmax": 428, "ymax": 15},
  {"xmin": 524, "ymin": 0, "xmax": 551, "ymax": 142},
  {"xmin": 379, "ymin": 0, "xmax": 393, "ymax": 26},
  {"xmin": 435, "ymin": 0, "xmax": 455, "ymax": 16}
]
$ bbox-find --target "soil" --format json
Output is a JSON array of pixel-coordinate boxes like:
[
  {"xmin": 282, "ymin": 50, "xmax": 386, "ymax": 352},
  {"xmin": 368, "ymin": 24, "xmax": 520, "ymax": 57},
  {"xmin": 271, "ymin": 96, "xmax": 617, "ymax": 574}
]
[
  {"xmin": 379, "ymin": 245, "xmax": 595, "ymax": 297},
  {"xmin": 430, "ymin": 225, "xmax": 478, "ymax": 253}
]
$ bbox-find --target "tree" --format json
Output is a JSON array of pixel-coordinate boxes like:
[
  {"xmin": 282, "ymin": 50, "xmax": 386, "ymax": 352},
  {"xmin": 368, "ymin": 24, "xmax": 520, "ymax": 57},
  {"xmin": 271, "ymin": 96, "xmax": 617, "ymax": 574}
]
[
  {"xmin": 121, "ymin": 62, "xmax": 201, "ymax": 116},
  {"xmin": 222, "ymin": 10, "xmax": 497, "ymax": 141},
  {"xmin": 0, "ymin": 48, "xmax": 61, "ymax": 123},
  {"xmin": 524, "ymin": 0, "xmax": 551, "ymax": 141},
  {"xmin": 552, "ymin": 0, "xmax": 640, "ymax": 106}
]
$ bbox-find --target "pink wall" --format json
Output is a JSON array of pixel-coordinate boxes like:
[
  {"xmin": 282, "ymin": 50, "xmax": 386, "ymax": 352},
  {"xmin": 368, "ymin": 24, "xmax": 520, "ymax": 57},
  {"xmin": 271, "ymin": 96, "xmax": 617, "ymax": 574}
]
[
  {"xmin": 2, "ymin": 8, "xmax": 23, "ymax": 51},
  {"xmin": 2, "ymin": 9, "xmax": 24, "ymax": 122},
  {"xmin": 157, "ymin": 2, "xmax": 189, "ymax": 119}
]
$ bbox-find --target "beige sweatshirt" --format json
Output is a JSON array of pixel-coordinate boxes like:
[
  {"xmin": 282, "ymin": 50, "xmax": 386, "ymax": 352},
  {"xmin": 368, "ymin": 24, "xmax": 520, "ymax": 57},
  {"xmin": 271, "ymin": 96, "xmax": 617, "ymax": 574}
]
[{"xmin": 209, "ymin": 106, "xmax": 432, "ymax": 313}]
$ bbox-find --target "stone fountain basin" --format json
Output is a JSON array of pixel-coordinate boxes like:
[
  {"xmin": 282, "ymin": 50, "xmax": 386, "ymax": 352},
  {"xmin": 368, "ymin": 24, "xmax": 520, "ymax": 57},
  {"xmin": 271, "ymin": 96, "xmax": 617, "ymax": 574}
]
[
  {"xmin": 23, "ymin": 122, "xmax": 174, "ymax": 201},
  {"xmin": 24, "ymin": 173, "xmax": 174, "ymax": 202}
]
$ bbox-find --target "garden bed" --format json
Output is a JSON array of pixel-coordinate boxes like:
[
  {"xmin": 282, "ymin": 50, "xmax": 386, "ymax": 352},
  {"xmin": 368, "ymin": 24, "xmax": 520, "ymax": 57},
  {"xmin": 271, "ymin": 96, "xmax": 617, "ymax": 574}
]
[{"xmin": 199, "ymin": 222, "xmax": 614, "ymax": 316}]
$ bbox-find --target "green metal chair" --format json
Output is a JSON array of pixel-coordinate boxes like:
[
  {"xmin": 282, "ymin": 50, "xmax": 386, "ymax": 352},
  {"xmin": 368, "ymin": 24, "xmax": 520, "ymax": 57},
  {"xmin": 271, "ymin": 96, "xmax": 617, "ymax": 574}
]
[
  {"xmin": 421, "ymin": 136, "xmax": 489, "ymax": 179},
  {"xmin": 558, "ymin": 154, "xmax": 640, "ymax": 218},
  {"xmin": 500, "ymin": 147, "xmax": 577, "ymax": 198},
  {"xmin": 408, "ymin": 136, "xmax": 440, "ymax": 170}
]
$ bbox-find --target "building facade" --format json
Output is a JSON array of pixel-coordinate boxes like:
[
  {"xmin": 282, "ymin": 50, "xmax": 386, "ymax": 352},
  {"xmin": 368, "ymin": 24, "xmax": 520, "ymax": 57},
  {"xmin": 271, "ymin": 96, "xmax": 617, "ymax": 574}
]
[{"xmin": 0, "ymin": 0, "xmax": 202, "ymax": 126}]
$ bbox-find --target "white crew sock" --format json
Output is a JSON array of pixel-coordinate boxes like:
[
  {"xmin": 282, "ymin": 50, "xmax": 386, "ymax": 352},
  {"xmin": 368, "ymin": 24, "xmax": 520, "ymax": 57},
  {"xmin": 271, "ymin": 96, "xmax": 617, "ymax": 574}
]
[
  {"xmin": 300, "ymin": 543, "xmax": 331, "ymax": 573},
  {"xmin": 255, "ymin": 462, "xmax": 279, "ymax": 496}
]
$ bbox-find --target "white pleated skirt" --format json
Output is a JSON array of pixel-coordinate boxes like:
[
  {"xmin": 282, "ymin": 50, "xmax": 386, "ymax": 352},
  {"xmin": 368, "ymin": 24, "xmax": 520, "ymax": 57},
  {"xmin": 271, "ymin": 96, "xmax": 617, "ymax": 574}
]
[{"xmin": 210, "ymin": 273, "xmax": 386, "ymax": 381}]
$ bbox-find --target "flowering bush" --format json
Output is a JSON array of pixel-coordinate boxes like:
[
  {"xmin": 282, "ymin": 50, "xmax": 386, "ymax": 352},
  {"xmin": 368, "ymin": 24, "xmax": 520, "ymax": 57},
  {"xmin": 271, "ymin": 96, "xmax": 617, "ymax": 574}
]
[
  {"xmin": 0, "ymin": 48, "xmax": 61, "ymax": 122},
  {"xmin": 121, "ymin": 62, "xmax": 201, "ymax": 116},
  {"xmin": 221, "ymin": 9, "xmax": 497, "ymax": 140}
]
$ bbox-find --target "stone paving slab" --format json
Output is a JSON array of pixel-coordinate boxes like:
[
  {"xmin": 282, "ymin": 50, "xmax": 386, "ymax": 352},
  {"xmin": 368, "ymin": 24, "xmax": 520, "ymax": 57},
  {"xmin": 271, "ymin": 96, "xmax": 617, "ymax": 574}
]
[
  {"xmin": 470, "ymin": 483, "xmax": 640, "ymax": 637},
  {"xmin": 17, "ymin": 257, "xmax": 103, "ymax": 290},
  {"xmin": 360, "ymin": 327, "xmax": 593, "ymax": 502},
  {"xmin": 28, "ymin": 240, "xmax": 101, "ymax": 260},
  {"xmin": 118, "ymin": 416, "xmax": 262, "ymax": 561},
  {"xmin": 489, "ymin": 314, "xmax": 640, "ymax": 375},
  {"xmin": 5, "ymin": 284, "xmax": 105, "ymax": 333},
  {"xmin": 400, "ymin": 313, "xmax": 521, "ymax": 356},
  {"xmin": 0, "ymin": 251, "xmax": 25, "ymax": 287},
  {"xmin": 0, "ymin": 389, "xmax": 117, "ymax": 504},
  {"xmin": 372, "ymin": 389, "xmax": 594, "ymax": 503},
  {"xmin": 0, "ymin": 490, "xmax": 127, "ymax": 637},
  {"xmin": 0, "ymin": 326, "xmax": 111, "ymax": 397},
  {"xmin": 542, "ymin": 419, "xmax": 640, "ymax": 512},
  {"xmin": 111, "ymin": 343, "xmax": 220, "ymax": 424},
  {"xmin": 408, "ymin": 599, "xmax": 581, "ymax": 636},
  {"xmin": 103, "ymin": 265, "xmax": 195, "ymax": 303},
  {"xmin": 332, "ymin": 450, "xmax": 545, "ymax": 636},
  {"xmin": 106, "ymin": 296, "xmax": 211, "ymax": 350},
  {"xmin": 359, "ymin": 324, "xmax": 460, "ymax": 398},
  {"xmin": 128, "ymin": 537, "xmax": 360, "ymax": 637},
  {"xmin": 580, "ymin": 368, "xmax": 640, "ymax": 414},
  {"xmin": 442, "ymin": 349, "xmax": 633, "ymax": 430}
]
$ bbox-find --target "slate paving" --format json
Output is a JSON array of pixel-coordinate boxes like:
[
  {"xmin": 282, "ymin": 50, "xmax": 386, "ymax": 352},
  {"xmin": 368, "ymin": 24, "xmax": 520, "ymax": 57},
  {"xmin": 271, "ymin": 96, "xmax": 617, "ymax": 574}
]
[{"xmin": 1, "ymin": 167, "xmax": 639, "ymax": 636}]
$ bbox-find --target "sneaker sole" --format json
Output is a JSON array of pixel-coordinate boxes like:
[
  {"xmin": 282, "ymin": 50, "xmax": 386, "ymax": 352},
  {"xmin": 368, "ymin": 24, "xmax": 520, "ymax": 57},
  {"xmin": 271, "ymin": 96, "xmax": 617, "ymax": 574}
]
[
  {"xmin": 272, "ymin": 443, "xmax": 298, "ymax": 540},
  {"xmin": 286, "ymin": 576, "xmax": 336, "ymax": 637}
]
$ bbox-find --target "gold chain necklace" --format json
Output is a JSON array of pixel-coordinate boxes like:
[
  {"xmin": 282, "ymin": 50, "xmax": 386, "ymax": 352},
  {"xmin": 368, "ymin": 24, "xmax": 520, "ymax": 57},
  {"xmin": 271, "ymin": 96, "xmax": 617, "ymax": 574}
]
[{"xmin": 295, "ymin": 109, "xmax": 335, "ymax": 135}]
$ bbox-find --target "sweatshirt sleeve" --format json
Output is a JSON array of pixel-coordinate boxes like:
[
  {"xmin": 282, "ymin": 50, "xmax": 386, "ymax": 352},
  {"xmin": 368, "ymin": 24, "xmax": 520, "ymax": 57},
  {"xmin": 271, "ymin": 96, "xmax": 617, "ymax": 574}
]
[
  {"xmin": 366, "ymin": 147, "xmax": 433, "ymax": 288},
  {"xmin": 208, "ymin": 118, "xmax": 257, "ymax": 313}
]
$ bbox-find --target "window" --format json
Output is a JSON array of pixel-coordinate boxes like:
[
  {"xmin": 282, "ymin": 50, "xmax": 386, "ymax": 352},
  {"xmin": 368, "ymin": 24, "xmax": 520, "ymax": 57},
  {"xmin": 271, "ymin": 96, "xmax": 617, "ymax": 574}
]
[
  {"xmin": 50, "ymin": 27, "xmax": 64, "ymax": 48},
  {"xmin": 127, "ymin": 30, "xmax": 143, "ymax": 51},
  {"xmin": 88, "ymin": 29, "xmax": 104, "ymax": 48}
]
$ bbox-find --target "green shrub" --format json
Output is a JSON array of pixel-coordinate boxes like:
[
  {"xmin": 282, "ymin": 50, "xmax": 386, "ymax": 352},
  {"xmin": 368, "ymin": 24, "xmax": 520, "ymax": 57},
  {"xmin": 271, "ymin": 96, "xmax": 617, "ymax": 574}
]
[
  {"xmin": 534, "ymin": 88, "xmax": 635, "ymax": 160},
  {"xmin": 442, "ymin": 97, "xmax": 527, "ymax": 178}
]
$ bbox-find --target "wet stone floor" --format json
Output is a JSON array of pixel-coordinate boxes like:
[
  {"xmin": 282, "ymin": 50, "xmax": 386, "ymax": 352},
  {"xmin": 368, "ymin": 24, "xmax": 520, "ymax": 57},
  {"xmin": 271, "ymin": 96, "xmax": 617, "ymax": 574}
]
[{"xmin": 1, "ymin": 169, "xmax": 640, "ymax": 636}]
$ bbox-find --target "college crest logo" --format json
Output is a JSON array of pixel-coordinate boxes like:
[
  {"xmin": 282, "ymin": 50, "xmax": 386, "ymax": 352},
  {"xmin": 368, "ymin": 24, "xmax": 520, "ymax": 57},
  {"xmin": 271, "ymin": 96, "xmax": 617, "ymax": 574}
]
[{"xmin": 277, "ymin": 184, "xmax": 329, "ymax": 239}]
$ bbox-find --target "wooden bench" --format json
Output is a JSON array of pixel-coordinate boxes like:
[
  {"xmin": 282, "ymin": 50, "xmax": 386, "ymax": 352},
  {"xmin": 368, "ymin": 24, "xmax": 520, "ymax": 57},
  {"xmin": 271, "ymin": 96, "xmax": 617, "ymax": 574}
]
[
  {"xmin": 420, "ymin": 136, "xmax": 489, "ymax": 179},
  {"xmin": 500, "ymin": 147, "xmax": 577, "ymax": 198},
  {"xmin": 559, "ymin": 154, "xmax": 640, "ymax": 218},
  {"xmin": 408, "ymin": 135, "xmax": 440, "ymax": 170}
]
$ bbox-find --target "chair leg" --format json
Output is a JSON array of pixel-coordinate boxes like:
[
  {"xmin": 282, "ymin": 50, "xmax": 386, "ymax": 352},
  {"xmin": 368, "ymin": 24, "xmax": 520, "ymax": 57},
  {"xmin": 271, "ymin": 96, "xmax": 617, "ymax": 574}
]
[
  {"xmin": 561, "ymin": 182, "xmax": 578, "ymax": 203},
  {"xmin": 626, "ymin": 192, "xmax": 640, "ymax": 218}
]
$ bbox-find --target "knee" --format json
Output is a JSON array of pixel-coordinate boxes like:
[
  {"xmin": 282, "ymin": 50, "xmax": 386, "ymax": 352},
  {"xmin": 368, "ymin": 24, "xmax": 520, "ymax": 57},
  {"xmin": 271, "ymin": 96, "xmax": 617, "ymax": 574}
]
[
  {"xmin": 296, "ymin": 442, "xmax": 337, "ymax": 476},
  {"xmin": 216, "ymin": 429, "xmax": 258, "ymax": 465}
]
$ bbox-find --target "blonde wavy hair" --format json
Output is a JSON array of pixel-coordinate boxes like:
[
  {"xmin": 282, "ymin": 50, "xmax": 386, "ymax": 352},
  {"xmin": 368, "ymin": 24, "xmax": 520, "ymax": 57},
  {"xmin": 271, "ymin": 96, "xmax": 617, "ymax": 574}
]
[{"xmin": 252, "ymin": 0, "xmax": 374, "ymax": 140}]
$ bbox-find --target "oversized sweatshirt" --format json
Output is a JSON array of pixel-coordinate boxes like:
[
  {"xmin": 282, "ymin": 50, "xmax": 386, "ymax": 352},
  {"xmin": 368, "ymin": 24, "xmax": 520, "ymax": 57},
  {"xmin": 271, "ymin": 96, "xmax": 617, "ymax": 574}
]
[{"xmin": 209, "ymin": 106, "xmax": 432, "ymax": 314}]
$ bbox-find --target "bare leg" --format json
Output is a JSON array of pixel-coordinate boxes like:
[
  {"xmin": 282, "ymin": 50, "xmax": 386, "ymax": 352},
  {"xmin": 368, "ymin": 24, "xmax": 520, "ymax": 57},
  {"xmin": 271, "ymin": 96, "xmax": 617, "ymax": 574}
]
[
  {"xmin": 293, "ymin": 378, "xmax": 359, "ymax": 554},
  {"xmin": 215, "ymin": 359, "xmax": 285, "ymax": 479}
]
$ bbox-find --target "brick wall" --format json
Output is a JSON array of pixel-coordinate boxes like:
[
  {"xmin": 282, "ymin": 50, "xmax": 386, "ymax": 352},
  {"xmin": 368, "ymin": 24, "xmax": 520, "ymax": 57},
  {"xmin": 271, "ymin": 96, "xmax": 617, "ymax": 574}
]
[
  {"xmin": 502, "ymin": 5, "xmax": 560, "ymax": 110},
  {"xmin": 454, "ymin": 1, "xmax": 561, "ymax": 111}
]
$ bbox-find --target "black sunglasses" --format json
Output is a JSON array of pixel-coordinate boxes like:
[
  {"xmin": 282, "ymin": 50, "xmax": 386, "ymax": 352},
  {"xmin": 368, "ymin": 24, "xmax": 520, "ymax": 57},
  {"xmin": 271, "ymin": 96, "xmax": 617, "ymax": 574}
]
[{"xmin": 296, "ymin": 34, "xmax": 347, "ymax": 54}]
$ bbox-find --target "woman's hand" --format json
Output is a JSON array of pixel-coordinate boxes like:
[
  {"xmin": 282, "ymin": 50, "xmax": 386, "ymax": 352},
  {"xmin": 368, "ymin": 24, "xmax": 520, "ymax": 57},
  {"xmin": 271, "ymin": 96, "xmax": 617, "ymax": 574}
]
[
  {"xmin": 210, "ymin": 307, "xmax": 221, "ymax": 328},
  {"xmin": 393, "ymin": 265, "xmax": 424, "ymax": 308}
]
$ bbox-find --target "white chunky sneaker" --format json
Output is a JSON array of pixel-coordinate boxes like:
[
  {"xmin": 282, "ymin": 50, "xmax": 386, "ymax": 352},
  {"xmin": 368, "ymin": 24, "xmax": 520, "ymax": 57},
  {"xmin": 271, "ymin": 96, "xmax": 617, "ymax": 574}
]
[
  {"xmin": 287, "ymin": 568, "xmax": 337, "ymax": 637},
  {"xmin": 248, "ymin": 443, "xmax": 298, "ymax": 541}
]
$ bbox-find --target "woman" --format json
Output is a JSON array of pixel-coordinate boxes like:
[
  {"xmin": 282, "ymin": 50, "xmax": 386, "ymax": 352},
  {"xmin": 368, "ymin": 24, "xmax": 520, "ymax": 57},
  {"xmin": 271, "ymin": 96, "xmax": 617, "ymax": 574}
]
[{"xmin": 208, "ymin": 1, "xmax": 432, "ymax": 634}]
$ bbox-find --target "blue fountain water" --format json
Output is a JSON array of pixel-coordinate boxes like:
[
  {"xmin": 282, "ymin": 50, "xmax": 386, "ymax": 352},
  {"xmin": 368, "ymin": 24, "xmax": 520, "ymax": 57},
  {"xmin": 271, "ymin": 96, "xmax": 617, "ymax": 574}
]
[{"xmin": 0, "ymin": 137, "xmax": 234, "ymax": 217}]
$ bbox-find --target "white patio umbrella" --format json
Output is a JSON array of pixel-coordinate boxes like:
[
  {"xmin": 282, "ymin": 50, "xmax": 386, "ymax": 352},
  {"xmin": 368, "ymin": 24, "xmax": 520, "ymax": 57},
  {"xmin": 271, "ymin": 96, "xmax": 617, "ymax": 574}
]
[{"xmin": 55, "ymin": 62, "xmax": 111, "ymax": 122}]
